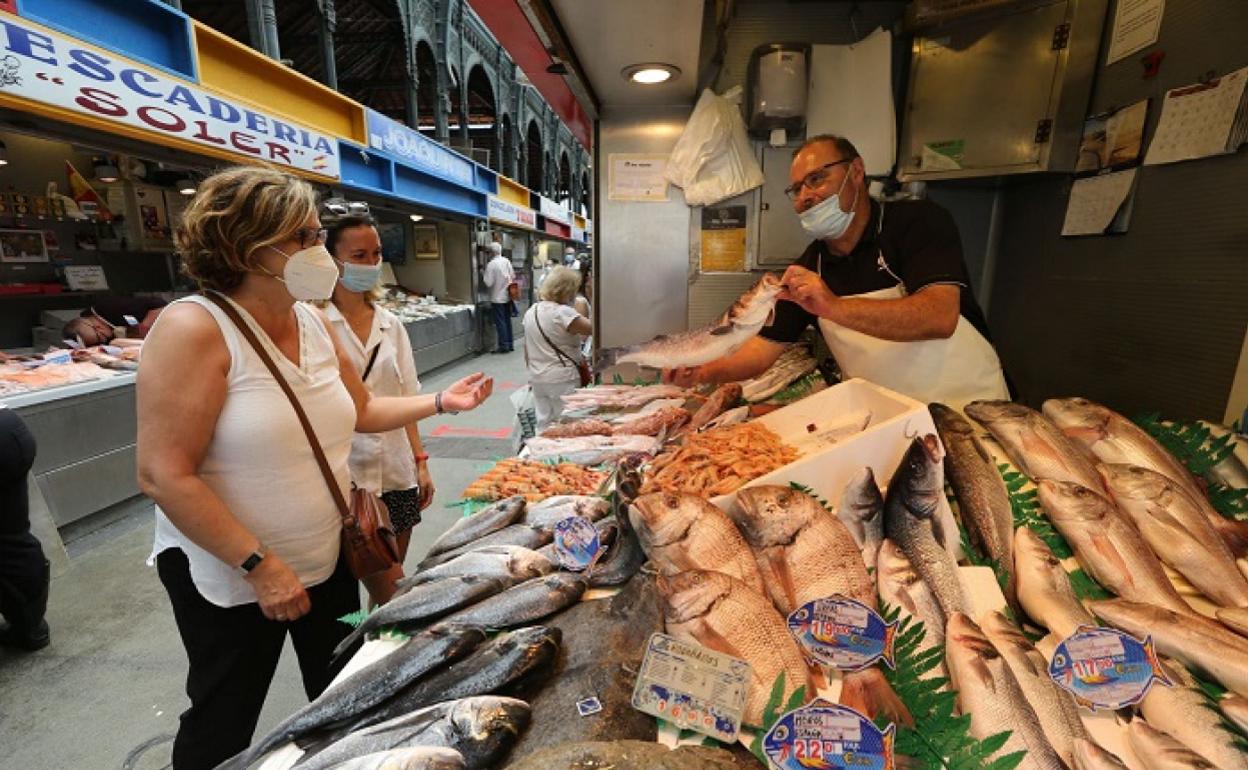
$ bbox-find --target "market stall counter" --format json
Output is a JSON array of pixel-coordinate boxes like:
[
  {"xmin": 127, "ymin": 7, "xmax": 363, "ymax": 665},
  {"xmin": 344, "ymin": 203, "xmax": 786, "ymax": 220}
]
[{"xmin": 378, "ymin": 289, "xmax": 478, "ymax": 372}]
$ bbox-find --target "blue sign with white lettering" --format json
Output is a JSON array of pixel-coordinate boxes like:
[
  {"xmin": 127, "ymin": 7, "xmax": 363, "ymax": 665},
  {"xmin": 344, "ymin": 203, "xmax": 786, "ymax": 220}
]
[{"xmin": 365, "ymin": 109, "xmax": 475, "ymax": 187}]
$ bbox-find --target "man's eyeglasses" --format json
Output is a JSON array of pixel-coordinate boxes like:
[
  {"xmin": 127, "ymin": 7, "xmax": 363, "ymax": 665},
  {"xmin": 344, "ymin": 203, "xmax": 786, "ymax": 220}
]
[
  {"xmin": 784, "ymin": 158, "xmax": 852, "ymax": 201},
  {"xmin": 295, "ymin": 227, "xmax": 329, "ymax": 248}
]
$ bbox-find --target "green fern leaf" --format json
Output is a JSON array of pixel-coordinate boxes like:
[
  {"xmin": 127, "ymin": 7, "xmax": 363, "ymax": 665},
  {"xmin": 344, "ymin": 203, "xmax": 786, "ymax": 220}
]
[{"xmin": 337, "ymin": 608, "xmax": 370, "ymax": 628}]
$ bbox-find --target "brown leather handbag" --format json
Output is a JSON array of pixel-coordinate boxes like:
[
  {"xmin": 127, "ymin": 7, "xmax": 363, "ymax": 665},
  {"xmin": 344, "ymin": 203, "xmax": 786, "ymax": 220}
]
[{"xmin": 203, "ymin": 292, "xmax": 400, "ymax": 579}]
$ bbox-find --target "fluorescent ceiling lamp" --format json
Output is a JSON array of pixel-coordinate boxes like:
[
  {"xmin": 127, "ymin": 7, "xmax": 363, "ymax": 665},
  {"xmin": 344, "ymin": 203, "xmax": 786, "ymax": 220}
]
[
  {"xmin": 176, "ymin": 178, "xmax": 196, "ymax": 195},
  {"xmin": 0, "ymin": 140, "xmax": 7, "ymax": 166},
  {"xmin": 622, "ymin": 63, "xmax": 680, "ymax": 84},
  {"xmin": 410, "ymin": 214, "xmax": 424, "ymax": 222},
  {"xmin": 94, "ymin": 159, "xmax": 120, "ymax": 183}
]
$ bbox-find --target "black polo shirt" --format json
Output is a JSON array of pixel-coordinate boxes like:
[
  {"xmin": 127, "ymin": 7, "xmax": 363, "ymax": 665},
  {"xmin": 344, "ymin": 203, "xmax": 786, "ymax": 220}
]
[{"xmin": 761, "ymin": 198, "xmax": 994, "ymax": 344}]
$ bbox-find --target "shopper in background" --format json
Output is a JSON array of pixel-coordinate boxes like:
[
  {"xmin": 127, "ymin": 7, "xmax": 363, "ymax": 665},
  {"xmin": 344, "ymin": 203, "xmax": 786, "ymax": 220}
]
[
  {"xmin": 574, "ymin": 264, "xmax": 593, "ymax": 361},
  {"xmin": 522, "ymin": 266, "xmax": 592, "ymax": 430},
  {"xmin": 62, "ymin": 295, "xmax": 167, "ymax": 347},
  {"xmin": 0, "ymin": 407, "xmax": 51, "ymax": 652},
  {"xmin": 322, "ymin": 206, "xmax": 433, "ymax": 604},
  {"xmin": 136, "ymin": 166, "xmax": 492, "ymax": 770},
  {"xmin": 665, "ymin": 133, "xmax": 1008, "ymax": 409},
  {"xmin": 563, "ymin": 245, "xmax": 581, "ymax": 271},
  {"xmin": 482, "ymin": 241, "xmax": 515, "ymax": 353}
]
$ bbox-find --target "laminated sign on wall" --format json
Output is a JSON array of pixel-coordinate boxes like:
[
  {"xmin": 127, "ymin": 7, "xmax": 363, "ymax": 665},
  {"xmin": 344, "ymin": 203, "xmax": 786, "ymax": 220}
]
[
  {"xmin": 608, "ymin": 155, "xmax": 669, "ymax": 202},
  {"xmin": 700, "ymin": 206, "xmax": 747, "ymax": 273}
]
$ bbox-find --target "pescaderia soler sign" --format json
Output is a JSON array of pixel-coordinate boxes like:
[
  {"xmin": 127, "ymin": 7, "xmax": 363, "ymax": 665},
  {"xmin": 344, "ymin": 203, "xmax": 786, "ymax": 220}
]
[{"xmin": 0, "ymin": 15, "xmax": 341, "ymax": 178}]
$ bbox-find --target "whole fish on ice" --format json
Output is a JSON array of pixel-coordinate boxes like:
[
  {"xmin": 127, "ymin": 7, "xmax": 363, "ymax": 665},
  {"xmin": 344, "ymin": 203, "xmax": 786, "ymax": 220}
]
[
  {"xmin": 965, "ymin": 400, "xmax": 1104, "ymax": 491},
  {"xmin": 1013, "ymin": 526, "xmax": 1095, "ymax": 638},
  {"xmin": 628, "ymin": 492, "xmax": 764, "ymax": 593}
]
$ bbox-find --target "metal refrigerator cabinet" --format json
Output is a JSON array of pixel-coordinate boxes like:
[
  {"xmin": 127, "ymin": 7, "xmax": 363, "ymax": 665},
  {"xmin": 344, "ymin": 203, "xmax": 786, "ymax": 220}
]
[{"xmin": 899, "ymin": 0, "xmax": 1109, "ymax": 181}]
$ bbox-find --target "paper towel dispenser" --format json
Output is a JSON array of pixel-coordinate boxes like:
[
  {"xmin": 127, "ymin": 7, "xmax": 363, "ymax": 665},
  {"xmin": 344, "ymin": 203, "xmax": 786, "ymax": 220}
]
[{"xmin": 746, "ymin": 43, "xmax": 810, "ymax": 144}]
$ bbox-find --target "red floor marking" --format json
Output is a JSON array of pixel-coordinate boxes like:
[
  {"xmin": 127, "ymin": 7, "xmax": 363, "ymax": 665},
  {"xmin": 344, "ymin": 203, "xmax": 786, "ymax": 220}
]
[{"xmin": 429, "ymin": 425, "xmax": 512, "ymax": 439}]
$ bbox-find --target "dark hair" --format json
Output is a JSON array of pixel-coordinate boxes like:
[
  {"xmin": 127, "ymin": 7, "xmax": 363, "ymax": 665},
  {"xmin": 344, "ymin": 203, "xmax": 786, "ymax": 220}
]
[
  {"xmin": 325, "ymin": 213, "xmax": 377, "ymax": 257},
  {"xmin": 793, "ymin": 134, "xmax": 861, "ymax": 161}
]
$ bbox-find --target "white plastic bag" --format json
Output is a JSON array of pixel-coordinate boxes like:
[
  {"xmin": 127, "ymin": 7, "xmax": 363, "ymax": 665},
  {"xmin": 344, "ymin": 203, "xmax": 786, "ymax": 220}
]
[
  {"xmin": 665, "ymin": 86, "xmax": 765, "ymax": 206},
  {"xmin": 510, "ymin": 384, "xmax": 537, "ymax": 452}
]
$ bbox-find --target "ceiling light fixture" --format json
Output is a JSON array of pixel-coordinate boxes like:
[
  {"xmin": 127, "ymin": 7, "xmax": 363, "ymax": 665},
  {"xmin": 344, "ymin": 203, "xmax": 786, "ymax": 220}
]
[
  {"xmin": 176, "ymin": 178, "xmax": 196, "ymax": 196},
  {"xmin": 409, "ymin": 214, "xmax": 424, "ymax": 222},
  {"xmin": 93, "ymin": 158, "xmax": 120, "ymax": 183},
  {"xmin": 621, "ymin": 63, "xmax": 680, "ymax": 85}
]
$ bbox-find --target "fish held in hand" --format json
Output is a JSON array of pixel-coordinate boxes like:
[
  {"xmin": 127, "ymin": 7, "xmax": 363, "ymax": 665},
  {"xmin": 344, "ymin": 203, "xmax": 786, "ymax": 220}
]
[
  {"xmin": 628, "ymin": 492, "xmax": 764, "ymax": 594},
  {"xmin": 597, "ymin": 274, "xmax": 783, "ymax": 370}
]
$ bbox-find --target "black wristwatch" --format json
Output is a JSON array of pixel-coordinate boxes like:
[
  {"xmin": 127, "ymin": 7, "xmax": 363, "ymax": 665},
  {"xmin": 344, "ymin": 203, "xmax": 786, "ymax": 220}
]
[{"xmin": 239, "ymin": 546, "xmax": 266, "ymax": 574}]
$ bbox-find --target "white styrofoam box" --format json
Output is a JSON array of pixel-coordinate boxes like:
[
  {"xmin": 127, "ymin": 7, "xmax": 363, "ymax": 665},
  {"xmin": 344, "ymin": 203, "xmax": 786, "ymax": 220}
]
[{"xmin": 710, "ymin": 378, "xmax": 936, "ymax": 513}]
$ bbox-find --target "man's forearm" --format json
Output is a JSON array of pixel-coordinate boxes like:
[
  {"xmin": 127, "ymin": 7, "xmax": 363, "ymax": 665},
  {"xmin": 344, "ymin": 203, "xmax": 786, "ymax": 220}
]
[{"xmin": 820, "ymin": 293, "xmax": 957, "ymax": 342}]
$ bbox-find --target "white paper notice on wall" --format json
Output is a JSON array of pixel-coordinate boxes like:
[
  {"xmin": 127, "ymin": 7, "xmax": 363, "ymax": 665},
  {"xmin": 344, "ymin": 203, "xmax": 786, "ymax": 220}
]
[
  {"xmin": 1061, "ymin": 168, "xmax": 1138, "ymax": 236},
  {"xmin": 608, "ymin": 154, "xmax": 670, "ymax": 202},
  {"xmin": 63, "ymin": 265, "xmax": 109, "ymax": 291},
  {"xmin": 806, "ymin": 28, "xmax": 895, "ymax": 176},
  {"xmin": 1144, "ymin": 65, "xmax": 1248, "ymax": 166},
  {"xmin": 1106, "ymin": 0, "xmax": 1165, "ymax": 65}
]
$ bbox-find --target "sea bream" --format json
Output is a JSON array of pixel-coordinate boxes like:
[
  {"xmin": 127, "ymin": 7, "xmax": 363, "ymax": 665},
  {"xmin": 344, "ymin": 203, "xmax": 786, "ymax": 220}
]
[
  {"xmin": 1037, "ymin": 479, "xmax": 1192, "ymax": 614},
  {"xmin": 1099, "ymin": 463, "xmax": 1248, "ymax": 607},
  {"xmin": 628, "ymin": 492, "xmax": 765, "ymax": 594},
  {"xmin": 944, "ymin": 613, "xmax": 1066, "ymax": 770},
  {"xmin": 838, "ymin": 467, "xmax": 885, "ymax": 569},
  {"xmin": 964, "ymin": 400, "xmax": 1104, "ymax": 491},
  {"xmin": 930, "ymin": 403, "xmax": 1017, "ymax": 609},
  {"xmin": 657, "ymin": 569, "xmax": 813, "ymax": 727},
  {"xmin": 1013, "ymin": 526, "xmax": 1095, "ymax": 638},
  {"xmin": 597, "ymin": 274, "xmax": 783, "ymax": 370},
  {"xmin": 883, "ymin": 436, "xmax": 969, "ymax": 618}
]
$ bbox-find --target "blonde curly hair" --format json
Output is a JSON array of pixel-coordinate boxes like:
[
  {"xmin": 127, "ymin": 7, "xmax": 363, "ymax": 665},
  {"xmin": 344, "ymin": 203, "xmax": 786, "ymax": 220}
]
[
  {"xmin": 175, "ymin": 166, "xmax": 318, "ymax": 292},
  {"xmin": 539, "ymin": 265, "xmax": 582, "ymax": 305}
]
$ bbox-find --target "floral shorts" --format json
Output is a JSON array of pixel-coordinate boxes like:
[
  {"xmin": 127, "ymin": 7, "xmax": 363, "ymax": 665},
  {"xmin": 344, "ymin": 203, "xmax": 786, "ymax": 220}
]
[{"xmin": 381, "ymin": 486, "xmax": 422, "ymax": 535}]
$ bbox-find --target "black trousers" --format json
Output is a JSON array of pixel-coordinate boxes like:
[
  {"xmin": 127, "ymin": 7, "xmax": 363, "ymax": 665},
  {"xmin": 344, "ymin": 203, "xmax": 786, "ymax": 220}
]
[
  {"xmin": 157, "ymin": 548, "xmax": 360, "ymax": 770},
  {"xmin": 492, "ymin": 302, "xmax": 514, "ymax": 351},
  {"xmin": 0, "ymin": 408, "xmax": 48, "ymax": 634}
]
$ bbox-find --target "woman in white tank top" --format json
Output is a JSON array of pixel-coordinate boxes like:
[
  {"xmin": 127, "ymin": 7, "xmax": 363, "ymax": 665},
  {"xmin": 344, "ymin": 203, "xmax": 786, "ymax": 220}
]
[{"xmin": 135, "ymin": 166, "xmax": 494, "ymax": 770}]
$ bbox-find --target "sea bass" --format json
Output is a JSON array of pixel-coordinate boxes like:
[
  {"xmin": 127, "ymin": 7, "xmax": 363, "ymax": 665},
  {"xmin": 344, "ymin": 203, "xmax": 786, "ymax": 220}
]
[
  {"xmin": 1139, "ymin": 657, "xmax": 1248, "ymax": 770},
  {"xmin": 883, "ymin": 436, "xmax": 969, "ymax": 617},
  {"xmin": 318, "ymin": 747, "xmax": 466, "ymax": 770},
  {"xmin": 425, "ymin": 497, "xmax": 527, "ymax": 558},
  {"xmin": 930, "ymin": 403, "xmax": 1016, "ymax": 609},
  {"xmin": 876, "ymin": 539, "xmax": 947, "ymax": 681},
  {"xmin": 1099, "ymin": 463, "xmax": 1248, "ymax": 607},
  {"xmin": 292, "ymin": 696, "xmax": 531, "ymax": 770},
  {"xmin": 1071, "ymin": 739, "xmax": 1129, "ymax": 770},
  {"xmin": 1037, "ymin": 480, "xmax": 1191, "ymax": 614},
  {"xmin": 1198, "ymin": 420, "xmax": 1248, "ymax": 489},
  {"xmin": 1127, "ymin": 720, "xmax": 1217, "ymax": 770},
  {"xmin": 522, "ymin": 495, "xmax": 611, "ymax": 530},
  {"xmin": 965, "ymin": 400, "xmax": 1103, "ymax": 491},
  {"xmin": 416, "ymin": 523, "xmax": 550, "ymax": 570},
  {"xmin": 1013, "ymin": 526, "xmax": 1095, "ymax": 638},
  {"xmin": 598, "ymin": 274, "xmax": 783, "ymax": 370},
  {"xmin": 658, "ymin": 570, "xmax": 812, "ymax": 727},
  {"xmin": 435, "ymin": 573, "xmax": 587, "ymax": 632},
  {"xmin": 333, "ymin": 575, "xmax": 507, "ymax": 659},
  {"xmin": 838, "ymin": 467, "xmax": 885, "ymax": 569},
  {"xmin": 628, "ymin": 492, "xmax": 764, "ymax": 594},
  {"xmin": 395, "ymin": 546, "xmax": 554, "ymax": 590},
  {"xmin": 944, "ymin": 613, "xmax": 1066, "ymax": 770},
  {"xmin": 1088, "ymin": 599, "xmax": 1248, "ymax": 698},
  {"xmin": 221, "ymin": 626, "xmax": 486, "ymax": 770},
  {"xmin": 980, "ymin": 611, "xmax": 1088, "ymax": 766}
]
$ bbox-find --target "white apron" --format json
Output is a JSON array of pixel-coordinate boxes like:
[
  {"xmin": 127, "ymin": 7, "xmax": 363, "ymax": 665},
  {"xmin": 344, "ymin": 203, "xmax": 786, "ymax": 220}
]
[{"xmin": 816, "ymin": 207, "xmax": 1009, "ymax": 410}]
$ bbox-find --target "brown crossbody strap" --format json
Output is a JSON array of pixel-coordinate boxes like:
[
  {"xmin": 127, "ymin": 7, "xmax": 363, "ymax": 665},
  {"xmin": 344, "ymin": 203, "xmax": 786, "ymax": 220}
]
[{"xmin": 202, "ymin": 292, "xmax": 352, "ymax": 523}]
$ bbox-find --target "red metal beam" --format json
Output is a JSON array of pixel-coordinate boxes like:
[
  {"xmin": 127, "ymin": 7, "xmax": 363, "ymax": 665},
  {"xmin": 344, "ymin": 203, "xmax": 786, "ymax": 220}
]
[{"xmin": 467, "ymin": 0, "xmax": 591, "ymax": 151}]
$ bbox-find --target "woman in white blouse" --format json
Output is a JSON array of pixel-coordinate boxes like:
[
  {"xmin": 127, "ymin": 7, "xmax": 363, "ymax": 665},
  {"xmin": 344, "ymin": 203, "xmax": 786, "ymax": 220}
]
[
  {"xmin": 322, "ymin": 206, "xmax": 432, "ymax": 602},
  {"xmin": 522, "ymin": 266, "xmax": 593, "ymax": 429}
]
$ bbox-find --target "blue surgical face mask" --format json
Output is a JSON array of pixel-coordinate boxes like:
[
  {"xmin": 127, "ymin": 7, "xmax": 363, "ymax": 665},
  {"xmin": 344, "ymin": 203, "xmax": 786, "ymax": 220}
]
[
  {"xmin": 338, "ymin": 260, "xmax": 382, "ymax": 292},
  {"xmin": 798, "ymin": 171, "xmax": 856, "ymax": 241}
]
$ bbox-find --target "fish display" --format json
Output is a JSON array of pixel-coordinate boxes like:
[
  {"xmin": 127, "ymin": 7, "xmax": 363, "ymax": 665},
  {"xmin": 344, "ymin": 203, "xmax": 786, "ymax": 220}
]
[
  {"xmin": 521, "ymin": 495, "xmax": 611, "ymax": 530},
  {"xmin": 685, "ymin": 383, "xmax": 742, "ymax": 432},
  {"xmin": 930, "ymin": 402, "xmax": 1016, "ymax": 607},
  {"xmin": 1199, "ymin": 421, "xmax": 1248, "ymax": 489},
  {"xmin": 1043, "ymin": 397, "xmax": 1206, "ymax": 502},
  {"xmin": 1013, "ymin": 526, "xmax": 1095, "ymax": 638},
  {"xmin": 1088, "ymin": 599, "xmax": 1248, "ymax": 697},
  {"xmin": 318, "ymin": 747, "xmax": 466, "ymax": 770},
  {"xmin": 740, "ymin": 345, "xmax": 818, "ymax": 403},
  {"xmin": 416, "ymin": 524, "xmax": 550, "ymax": 570},
  {"xmin": 883, "ymin": 436, "xmax": 969, "ymax": 617},
  {"xmin": 838, "ymin": 467, "xmax": 885, "ymax": 568},
  {"xmin": 435, "ymin": 573, "xmax": 587, "ymax": 631},
  {"xmin": 876, "ymin": 539, "xmax": 947, "ymax": 680},
  {"xmin": 612, "ymin": 406, "xmax": 691, "ymax": 437},
  {"xmin": 1221, "ymin": 694, "xmax": 1248, "ymax": 734},
  {"xmin": 560, "ymin": 384, "xmax": 690, "ymax": 412},
  {"xmin": 597, "ymin": 274, "xmax": 783, "ymax": 370},
  {"xmin": 980, "ymin": 611, "xmax": 1088, "ymax": 766},
  {"xmin": 1099, "ymin": 463, "xmax": 1248, "ymax": 607},
  {"xmin": 628, "ymin": 492, "xmax": 764, "ymax": 593},
  {"xmin": 965, "ymin": 400, "xmax": 1104, "ymax": 491},
  {"xmin": 395, "ymin": 546, "xmax": 554, "ymax": 590},
  {"xmin": 1139, "ymin": 658, "xmax": 1248, "ymax": 770},
  {"xmin": 461, "ymin": 458, "xmax": 608, "ymax": 503},
  {"xmin": 944, "ymin": 613, "xmax": 1066, "ymax": 770},
  {"xmin": 1037, "ymin": 480, "xmax": 1191, "ymax": 614},
  {"xmin": 332, "ymin": 576, "xmax": 506, "ymax": 659},
  {"xmin": 522, "ymin": 434, "xmax": 663, "ymax": 466},
  {"xmin": 539, "ymin": 418, "xmax": 614, "ymax": 439},
  {"xmin": 1126, "ymin": 720, "xmax": 1218, "ymax": 770},
  {"xmin": 424, "ymin": 497, "xmax": 527, "ymax": 558},
  {"xmin": 657, "ymin": 569, "xmax": 812, "ymax": 727},
  {"xmin": 221, "ymin": 626, "xmax": 487, "ymax": 770},
  {"xmin": 585, "ymin": 518, "xmax": 648, "ymax": 587},
  {"xmin": 1217, "ymin": 606, "xmax": 1248, "ymax": 636},
  {"xmin": 1071, "ymin": 739, "xmax": 1129, "ymax": 770},
  {"xmin": 291, "ymin": 696, "xmax": 531, "ymax": 770},
  {"xmin": 331, "ymin": 627, "xmax": 561, "ymax": 738}
]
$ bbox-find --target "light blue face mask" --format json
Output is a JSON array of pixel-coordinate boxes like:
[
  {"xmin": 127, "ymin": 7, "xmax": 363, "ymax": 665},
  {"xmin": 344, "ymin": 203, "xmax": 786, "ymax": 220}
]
[
  {"xmin": 339, "ymin": 260, "xmax": 382, "ymax": 292},
  {"xmin": 798, "ymin": 171, "xmax": 856, "ymax": 241}
]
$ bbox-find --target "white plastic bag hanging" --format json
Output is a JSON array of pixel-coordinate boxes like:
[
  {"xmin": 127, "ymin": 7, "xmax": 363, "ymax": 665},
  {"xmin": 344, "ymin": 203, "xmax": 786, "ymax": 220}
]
[{"xmin": 665, "ymin": 86, "xmax": 765, "ymax": 207}]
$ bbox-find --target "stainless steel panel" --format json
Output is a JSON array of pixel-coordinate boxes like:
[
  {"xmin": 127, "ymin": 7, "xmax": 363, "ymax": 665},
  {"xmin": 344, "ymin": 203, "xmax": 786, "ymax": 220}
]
[
  {"xmin": 15, "ymin": 382, "xmax": 137, "ymax": 475},
  {"xmin": 415, "ymin": 333, "xmax": 477, "ymax": 374},
  {"xmin": 756, "ymin": 144, "xmax": 810, "ymax": 267},
  {"xmin": 688, "ymin": 273, "xmax": 761, "ymax": 329},
  {"xmin": 37, "ymin": 445, "xmax": 140, "ymax": 526},
  {"xmin": 597, "ymin": 106, "xmax": 694, "ymax": 350}
]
